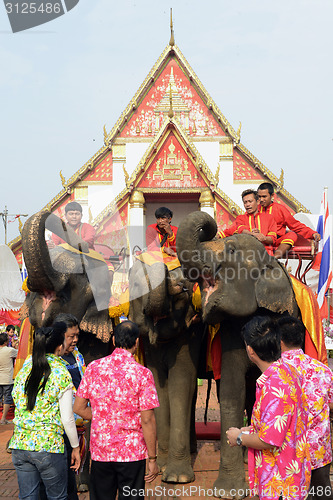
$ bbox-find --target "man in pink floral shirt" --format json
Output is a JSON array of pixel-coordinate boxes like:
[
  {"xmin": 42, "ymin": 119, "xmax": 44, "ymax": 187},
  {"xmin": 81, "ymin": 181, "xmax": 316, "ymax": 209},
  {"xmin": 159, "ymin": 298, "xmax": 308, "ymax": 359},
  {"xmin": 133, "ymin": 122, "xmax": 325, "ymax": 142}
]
[
  {"xmin": 227, "ymin": 316, "xmax": 311, "ymax": 500},
  {"xmin": 279, "ymin": 316, "xmax": 333, "ymax": 500},
  {"xmin": 73, "ymin": 321, "xmax": 159, "ymax": 500}
]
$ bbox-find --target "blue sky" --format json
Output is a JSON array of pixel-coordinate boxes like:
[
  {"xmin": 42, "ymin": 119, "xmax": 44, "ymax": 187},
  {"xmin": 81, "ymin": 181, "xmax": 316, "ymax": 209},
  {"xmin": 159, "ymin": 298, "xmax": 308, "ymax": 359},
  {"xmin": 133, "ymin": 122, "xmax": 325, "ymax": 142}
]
[{"xmin": 0, "ymin": 0, "xmax": 332, "ymax": 243}]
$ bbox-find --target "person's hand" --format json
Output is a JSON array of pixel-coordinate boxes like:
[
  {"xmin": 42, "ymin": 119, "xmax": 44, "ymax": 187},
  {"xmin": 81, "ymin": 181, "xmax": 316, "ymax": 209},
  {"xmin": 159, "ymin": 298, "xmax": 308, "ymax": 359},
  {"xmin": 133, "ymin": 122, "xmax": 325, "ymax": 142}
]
[
  {"xmin": 70, "ymin": 446, "xmax": 81, "ymax": 472},
  {"xmin": 253, "ymin": 232, "xmax": 266, "ymax": 242},
  {"xmin": 240, "ymin": 425, "xmax": 252, "ymax": 433},
  {"xmin": 163, "ymin": 247, "xmax": 176, "ymax": 257},
  {"xmin": 226, "ymin": 427, "xmax": 241, "ymax": 447},
  {"xmin": 145, "ymin": 459, "xmax": 159, "ymax": 483},
  {"xmin": 313, "ymin": 232, "xmax": 321, "ymax": 242},
  {"xmin": 158, "ymin": 220, "xmax": 173, "ymax": 236},
  {"xmin": 251, "ymin": 228, "xmax": 260, "ymax": 233}
]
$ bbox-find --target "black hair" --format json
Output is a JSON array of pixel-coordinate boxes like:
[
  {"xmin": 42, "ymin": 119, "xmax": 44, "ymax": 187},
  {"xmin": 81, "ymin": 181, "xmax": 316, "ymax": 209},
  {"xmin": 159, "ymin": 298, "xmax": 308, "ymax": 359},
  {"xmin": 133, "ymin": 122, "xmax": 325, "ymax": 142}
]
[
  {"xmin": 0, "ymin": 333, "xmax": 8, "ymax": 345},
  {"xmin": 258, "ymin": 182, "xmax": 274, "ymax": 195},
  {"xmin": 65, "ymin": 201, "xmax": 82, "ymax": 213},
  {"xmin": 6, "ymin": 325, "xmax": 15, "ymax": 332},
  {"xmin": 54, "ymin": 313, "xmax": 79, "ymax": 329},
  {"xmin": 114, "ymin": 320, "xmax": 139, "ymax": 349},
  {"xmin": 276, "ymin": 315, "xmax": 305, "ymax": 349},
  {"xmin": 155, "ymin": 207, "xmax": 173, "ymax": 219},
  {"xmin": 242, "ymin": 316, "xmax": 281, "ymax": 362},
  {"xmin": 24, "ymin": 322, "xmax": 67, "ymax": 412},
  {"xmin": 241, "ymin": 189, "xmax": 258, "ymax": 200}
]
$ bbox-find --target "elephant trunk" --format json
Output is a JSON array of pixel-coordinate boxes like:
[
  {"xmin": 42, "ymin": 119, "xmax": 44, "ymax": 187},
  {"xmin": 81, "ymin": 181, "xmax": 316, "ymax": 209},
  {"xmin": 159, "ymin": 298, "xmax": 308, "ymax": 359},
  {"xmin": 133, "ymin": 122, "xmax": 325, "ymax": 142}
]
[
  {"xmin": 176, "ymin": 211, "xmax": 218, "ymax": 281},
  {"xmin": 22, "ymin": 211, "xmax": 61, "ymax": 292}
]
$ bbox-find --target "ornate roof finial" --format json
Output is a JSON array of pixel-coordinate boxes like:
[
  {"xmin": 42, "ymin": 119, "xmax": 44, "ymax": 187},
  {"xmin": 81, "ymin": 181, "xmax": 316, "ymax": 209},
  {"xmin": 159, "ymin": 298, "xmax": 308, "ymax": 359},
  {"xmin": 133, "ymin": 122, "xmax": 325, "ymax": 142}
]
[
  {"xmin": 236, "ymin": 121, "xmax": 242, "ymax": 143},
  {"xmin": 168, "ymin": 84, "xmax": 174, "ymax": 119},
  {"xmin": 169, "ymin": 8, "xmax": 175, "ymax": 46},
  {"xmin": 59, "ymin": 170, "xmax": 66, "ymax": 188},
  {"xmin": 103, "ymin": 124, "xmax": 108, "ymax": 145}
]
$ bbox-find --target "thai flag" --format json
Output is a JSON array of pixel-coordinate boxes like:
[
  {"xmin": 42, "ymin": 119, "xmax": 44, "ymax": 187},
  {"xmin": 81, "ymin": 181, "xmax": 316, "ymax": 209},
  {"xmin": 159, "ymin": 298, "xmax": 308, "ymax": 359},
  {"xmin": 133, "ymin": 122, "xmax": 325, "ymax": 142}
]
[{"xmin": 315, "ymin": 188, "xmax": 332, "ymax": 319}]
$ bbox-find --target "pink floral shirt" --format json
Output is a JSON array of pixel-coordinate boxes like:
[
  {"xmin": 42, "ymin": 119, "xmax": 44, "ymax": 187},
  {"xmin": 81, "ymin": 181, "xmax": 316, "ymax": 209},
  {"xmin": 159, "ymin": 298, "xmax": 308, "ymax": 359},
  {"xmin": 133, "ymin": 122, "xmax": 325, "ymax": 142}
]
[
  {"xmin": 248, "ymin": 359, "xmax": 311, "ymax": 500},
  {"xmin": 282, "ymin": 349, "xmax": 333, "ymax": 470},
  {"xmin": 77, "ymin": 348, "xmax": 159, "ymax": 462}
]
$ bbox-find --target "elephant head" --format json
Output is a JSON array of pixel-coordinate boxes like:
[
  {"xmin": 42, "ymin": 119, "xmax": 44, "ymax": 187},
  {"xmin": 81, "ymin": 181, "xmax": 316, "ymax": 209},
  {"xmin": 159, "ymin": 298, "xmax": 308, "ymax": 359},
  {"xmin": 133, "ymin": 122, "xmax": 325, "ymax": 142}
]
[
  {"xmin": 176, "ymin": 211, "xmax": 299, "ymax": 324},
  {"xmin": 128, "ymin": 257, "xmax": 197, "ymax": 344},
  {"xmin": 22, "ymin": 211, "xmax": 113, "ymax": 344}
]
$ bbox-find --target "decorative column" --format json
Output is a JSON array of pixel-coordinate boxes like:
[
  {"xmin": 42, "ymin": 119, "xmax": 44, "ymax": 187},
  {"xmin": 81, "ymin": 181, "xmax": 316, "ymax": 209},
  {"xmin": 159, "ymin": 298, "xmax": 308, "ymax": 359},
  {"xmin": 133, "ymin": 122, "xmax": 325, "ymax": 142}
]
[
  {"xmin": 129, "ymin": 190, "xmax": 146, "ymax": 257},
  {"xmin": 199, "ymin": 189, "xmax": 215, "ymax": 218}
]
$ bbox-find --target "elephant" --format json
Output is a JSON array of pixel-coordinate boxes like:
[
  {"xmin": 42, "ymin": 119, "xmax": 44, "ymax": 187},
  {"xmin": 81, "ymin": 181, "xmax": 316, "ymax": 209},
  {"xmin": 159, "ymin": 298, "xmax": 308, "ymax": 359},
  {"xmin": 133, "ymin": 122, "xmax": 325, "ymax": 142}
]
[
  {"xmin": 21, "ymin": 210, "xmax": 114, "ymax": 361},
  {"xmin": 128, "ymin": 255, "xmax": 203, "ymax": 483},
  {"xmin": 176, "ymin": 211, "xmax": 300, "ymax": 499}
]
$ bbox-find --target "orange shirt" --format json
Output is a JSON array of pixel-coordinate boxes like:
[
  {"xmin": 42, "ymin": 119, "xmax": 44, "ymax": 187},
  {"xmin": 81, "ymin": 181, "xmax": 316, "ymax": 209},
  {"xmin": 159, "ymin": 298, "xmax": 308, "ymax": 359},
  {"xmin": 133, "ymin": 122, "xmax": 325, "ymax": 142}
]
[
  {"xmin": 259, "ymin": 203, "xmax": 315, "ymax": 239},
  {"xmin": 218, "ymin": 212, "xmax": 277, "ymax": 245}
]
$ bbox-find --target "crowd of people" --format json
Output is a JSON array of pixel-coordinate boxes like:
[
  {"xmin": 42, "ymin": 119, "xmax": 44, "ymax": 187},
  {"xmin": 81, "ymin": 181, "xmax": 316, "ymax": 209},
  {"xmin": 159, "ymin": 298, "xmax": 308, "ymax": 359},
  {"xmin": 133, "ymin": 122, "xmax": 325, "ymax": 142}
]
[{"xmin": 0, "ymin": 185, "xmax": 330, "ymax": 500}]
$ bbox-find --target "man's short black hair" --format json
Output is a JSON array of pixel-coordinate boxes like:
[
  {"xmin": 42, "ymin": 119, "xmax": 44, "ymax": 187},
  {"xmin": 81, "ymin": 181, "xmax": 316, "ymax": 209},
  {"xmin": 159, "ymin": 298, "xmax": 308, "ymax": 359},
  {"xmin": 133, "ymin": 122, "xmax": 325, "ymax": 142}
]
[
  {"xmin": 241, "ymin": 189, "xmax": 258, "ymax": 200},
  {"xmin": 276, "ymin": 316, "xmax": 305, "ymax": 349},
  {"xmin": 258, "ymin": 182, "xmax": 274, "ymax": 195},
  {"xmin": 6, "ymin": 325, "xmax": 15, "ymax": 332},
  {"xmin": 0, "ymin": 333, "xmax": 9, "ymax": 345},
  {"xmin": 54, "ymin": 313, "xmax": 79, "ymax": 330},
  {"xmin": 155, "ymin": 207, "xmax": 173, "ymax": 219},
  {"xmin": 242, "ymin": 316, "xmax": 281, "ymax": 362},
  {"xmin": 114, "ymin": 320, "xmax": 139, "ymax": 349},
  {"xmin": 65, "ymin": 201, "xmax": 82, "ymax": 213}
]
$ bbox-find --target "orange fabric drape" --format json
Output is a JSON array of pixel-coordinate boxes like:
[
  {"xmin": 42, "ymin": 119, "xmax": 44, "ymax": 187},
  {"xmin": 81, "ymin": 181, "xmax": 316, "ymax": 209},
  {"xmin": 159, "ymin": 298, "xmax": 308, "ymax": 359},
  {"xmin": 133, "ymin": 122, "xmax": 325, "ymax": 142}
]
[
  {"xmin": 14, "ymin": 317, "xmax": 34, "ymax": 377},
  {"xmin": 0, "ymin": 309, "xmax": 21, "ymax": 326},
  {"xmin": 289, "ymin": 275, "xmax": 327, "ymax": 365}
]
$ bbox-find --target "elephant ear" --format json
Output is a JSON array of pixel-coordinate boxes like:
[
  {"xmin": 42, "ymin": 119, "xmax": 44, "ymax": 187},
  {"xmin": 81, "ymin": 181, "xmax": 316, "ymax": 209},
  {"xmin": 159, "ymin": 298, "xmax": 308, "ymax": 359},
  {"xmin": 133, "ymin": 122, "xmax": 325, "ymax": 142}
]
[
  {"xmin": 80, "ymin": 304, "xmax": 113, "ymax": 343},
  {"xmin": 254, "ymin": 256, "xmax": 298, "ymax": 315}
]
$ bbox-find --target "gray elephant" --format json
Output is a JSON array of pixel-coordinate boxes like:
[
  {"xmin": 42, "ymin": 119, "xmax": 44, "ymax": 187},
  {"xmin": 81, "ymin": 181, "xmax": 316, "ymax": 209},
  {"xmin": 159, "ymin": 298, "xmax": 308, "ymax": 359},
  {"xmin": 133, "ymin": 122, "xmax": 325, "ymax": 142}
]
[
  {"xmin": 176, "ymin": 211, "xmax": 300, "ymax": 499},
  {"xmin": 128, "ymin": 255, "xmax": 203, "ymax": 483},
  {"xmin": 22, "ymin": 210, "xmax": 114, "ymax": 360}
]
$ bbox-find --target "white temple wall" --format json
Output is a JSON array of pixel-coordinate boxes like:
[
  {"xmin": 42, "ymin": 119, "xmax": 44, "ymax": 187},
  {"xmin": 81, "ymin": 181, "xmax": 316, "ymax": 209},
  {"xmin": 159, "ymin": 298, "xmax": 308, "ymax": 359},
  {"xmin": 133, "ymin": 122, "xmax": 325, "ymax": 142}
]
[{"xmin": 125, "ymin": 143, "xmax": 151, "ymax": 177}]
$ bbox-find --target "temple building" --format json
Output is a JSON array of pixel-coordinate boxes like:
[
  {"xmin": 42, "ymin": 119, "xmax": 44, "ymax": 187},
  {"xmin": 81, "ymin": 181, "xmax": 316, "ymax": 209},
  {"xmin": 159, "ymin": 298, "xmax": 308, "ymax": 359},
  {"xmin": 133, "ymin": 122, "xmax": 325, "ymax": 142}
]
[{"xmin": 10, "ymin": 18, "xmax": 312, "ymax": 270}]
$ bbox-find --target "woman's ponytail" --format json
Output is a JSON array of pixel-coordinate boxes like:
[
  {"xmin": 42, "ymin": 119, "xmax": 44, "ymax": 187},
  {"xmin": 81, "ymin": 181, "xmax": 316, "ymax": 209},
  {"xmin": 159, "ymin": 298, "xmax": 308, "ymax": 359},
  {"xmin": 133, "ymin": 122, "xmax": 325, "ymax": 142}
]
[{"xmin": 24, "ymin": 322, "xmax": 66, "ymax": 411}]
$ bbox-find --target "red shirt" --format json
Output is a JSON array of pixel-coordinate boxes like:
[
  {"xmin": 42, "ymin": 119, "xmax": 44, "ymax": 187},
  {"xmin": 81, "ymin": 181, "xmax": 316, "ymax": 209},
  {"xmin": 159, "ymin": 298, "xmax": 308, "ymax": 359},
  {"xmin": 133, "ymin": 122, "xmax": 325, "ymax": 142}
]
[
  {"xmin": 146, "ymin": 223, "xmax": 178, "ymax": 252},
  {"xmin": 218, "ymin": 212, "xmax": 277, "ymax": 245},
  {"xmin": 77, "ymin": 348, "xmax": 159, "ymax": 462},
  {"xmin": 259, "ymin": 203, "xmax": 315, "ymax": 239},
  {"xmin": 51, "ymin": 222, "xmax": 96, "ymax": 249}
]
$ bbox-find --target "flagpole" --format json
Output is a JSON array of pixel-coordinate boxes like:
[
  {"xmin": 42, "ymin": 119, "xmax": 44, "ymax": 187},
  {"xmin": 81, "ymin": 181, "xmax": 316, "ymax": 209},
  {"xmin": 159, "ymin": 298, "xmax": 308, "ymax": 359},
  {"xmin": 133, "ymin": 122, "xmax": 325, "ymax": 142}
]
[{"xmin": 0, "ymin": 206, "xmax": 28, "ymax": 244}]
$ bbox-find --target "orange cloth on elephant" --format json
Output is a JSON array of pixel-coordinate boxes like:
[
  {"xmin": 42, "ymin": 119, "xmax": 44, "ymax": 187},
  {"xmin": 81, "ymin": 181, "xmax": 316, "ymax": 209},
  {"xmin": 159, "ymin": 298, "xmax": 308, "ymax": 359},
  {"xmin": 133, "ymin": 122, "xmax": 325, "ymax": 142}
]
[
  {"xmin": 135, "ymin": 250, "xmax": 181, "ymax": 272},
  {"xmin": 289, "ymin": 275, "xmax": 327, "ymax": 365}
]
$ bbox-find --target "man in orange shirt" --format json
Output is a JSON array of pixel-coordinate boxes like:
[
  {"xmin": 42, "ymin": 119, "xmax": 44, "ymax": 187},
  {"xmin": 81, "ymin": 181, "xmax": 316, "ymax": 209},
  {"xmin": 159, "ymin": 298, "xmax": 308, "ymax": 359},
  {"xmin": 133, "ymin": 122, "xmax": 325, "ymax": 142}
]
[
  {"xmin": 218, "ymin": 190, "xmax": 277, "ymax": 255},
  {"xmin": 146, "ymin": 207, "xmax": 177, "ymax": 257},
  {"xmin": 257, "ymin": 182, "xmax": 320, "ymax": 258},
  {"xmin": 49, "ymin": 201, "xmax": 96, "ymax": 250}
]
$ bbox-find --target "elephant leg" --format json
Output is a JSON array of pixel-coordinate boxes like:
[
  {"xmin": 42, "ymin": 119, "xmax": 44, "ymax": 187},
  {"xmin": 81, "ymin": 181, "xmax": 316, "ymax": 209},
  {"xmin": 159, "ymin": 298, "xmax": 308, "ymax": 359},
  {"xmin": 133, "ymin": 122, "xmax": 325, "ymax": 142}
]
[
  {"xmin": 161, "ymin": 340, "xmax": 199, "ymax": 484},
  {"xmin": 142, "ymin": 340, "xmax": 170, "ymax": 472},
  {"xmin": 213, "ymin": 348, "xmax": 250, "ymax": 500}
]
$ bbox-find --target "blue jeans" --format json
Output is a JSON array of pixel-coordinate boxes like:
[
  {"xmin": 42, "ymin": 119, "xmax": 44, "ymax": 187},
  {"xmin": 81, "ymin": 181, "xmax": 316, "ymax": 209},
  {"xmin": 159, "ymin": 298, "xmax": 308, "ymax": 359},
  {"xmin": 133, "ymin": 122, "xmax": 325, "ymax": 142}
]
[{"xmin": 12, "ymin": 448, "xmax": 67, "ymax": 500}]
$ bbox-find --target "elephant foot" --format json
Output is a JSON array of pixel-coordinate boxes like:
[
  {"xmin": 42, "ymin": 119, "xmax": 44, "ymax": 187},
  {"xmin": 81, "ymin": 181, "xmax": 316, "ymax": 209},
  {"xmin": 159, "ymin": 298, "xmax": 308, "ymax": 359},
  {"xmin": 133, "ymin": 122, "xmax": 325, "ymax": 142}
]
[
  {"xmin": 161, "ymin": 461, "xmax": 195, "ymax": 484},
  {"xmin": 157, "ymin": 451, "xmax": 168, "ymax": 473},
  {"xmin": 213, "ymin": 475, "xmax": 248, "ymax": 499}
]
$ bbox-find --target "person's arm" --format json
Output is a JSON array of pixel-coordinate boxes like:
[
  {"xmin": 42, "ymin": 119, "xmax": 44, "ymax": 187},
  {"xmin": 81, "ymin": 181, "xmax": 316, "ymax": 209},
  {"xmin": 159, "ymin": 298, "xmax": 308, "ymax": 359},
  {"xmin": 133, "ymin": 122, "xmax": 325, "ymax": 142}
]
[
  {"xmin": 141, "ymin": 409, "xmax": 159, "ymax": 482},
  {"xmin": 59, "ymin": 388, "xmax": 80, "ymax": 472},
  {"xmin": 10, "ymin": 348, "xmax": 18, "ymax": 358},
  {"xmin": 281, "ymin": 205, "xmax": 318, "ymax": 239},
  {"xmin": 73, "ymin": 395, "xmax": 92, "ymax": 421},
  {"xmin": 82, "ymin": 224, "xmax": 96, "ymax": 249},
  {"xmin": 227, "ymin": 426, "xmax": 273, "ymax": 450}
]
